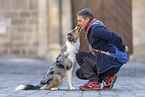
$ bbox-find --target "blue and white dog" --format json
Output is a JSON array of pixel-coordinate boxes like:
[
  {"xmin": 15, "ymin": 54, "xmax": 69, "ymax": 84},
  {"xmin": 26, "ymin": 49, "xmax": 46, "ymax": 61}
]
[{"xmin": 15, "ymin": 25, "xmax": 81, "ymax": 90}]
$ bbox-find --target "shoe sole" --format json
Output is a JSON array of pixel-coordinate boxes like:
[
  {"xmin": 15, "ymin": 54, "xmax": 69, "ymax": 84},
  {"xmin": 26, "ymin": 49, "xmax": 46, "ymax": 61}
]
[{"xmin": 79, "ymin": 87, "xmax": 101, "ymax": 91}]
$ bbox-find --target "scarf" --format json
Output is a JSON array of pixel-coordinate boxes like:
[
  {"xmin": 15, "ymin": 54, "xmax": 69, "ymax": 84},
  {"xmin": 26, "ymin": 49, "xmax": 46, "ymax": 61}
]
[{"xmin": 84, "ymin": 18, "xmax": 105, "ymax": 39}]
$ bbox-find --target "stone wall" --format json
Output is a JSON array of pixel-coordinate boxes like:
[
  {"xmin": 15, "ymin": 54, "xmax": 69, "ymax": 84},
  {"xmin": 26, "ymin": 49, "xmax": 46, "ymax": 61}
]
[
  {"xmin": 0, "ymin": 0, "xmax": 72, "ymax": 61},
  {"xmin": 0, "ymin": 0, "xmax": 39, "ymax": 58},
  {"xmin": 131, "ymin": 0, "xmax": 145, "ymax": 62}
]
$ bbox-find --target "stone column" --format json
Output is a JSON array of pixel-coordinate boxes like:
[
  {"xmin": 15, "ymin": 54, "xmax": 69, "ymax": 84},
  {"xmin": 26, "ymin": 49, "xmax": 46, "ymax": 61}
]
[
  {"xmin": 46, "ymin": 0, "xmax": 61, "ymax": 61},
  {"xmin": 130, "ymin": 0, "xmax": 145, "ymax": 62},
  {"xmin": 61, "ymin": 0, "xmax": 72, "ymax": 44},
  {"xmin": 38, "ymin": 0, "xmax": 48, "ymax": 58}
]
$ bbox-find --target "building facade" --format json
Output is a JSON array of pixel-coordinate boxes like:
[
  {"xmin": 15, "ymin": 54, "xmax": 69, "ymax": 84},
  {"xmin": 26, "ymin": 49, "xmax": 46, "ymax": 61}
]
[
  {"xmin": 0, "ymin": 0, "xmax": 144, "ymax": 62},
  {"xmin": 0, "ymin": 0, "xmax": 72, "ymax": 61}
]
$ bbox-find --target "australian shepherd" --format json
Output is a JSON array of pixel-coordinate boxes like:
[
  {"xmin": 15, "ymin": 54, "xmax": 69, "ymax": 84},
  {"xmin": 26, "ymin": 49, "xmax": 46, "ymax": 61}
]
[{"xmin": 15, "ymin": 25, "xmax": 81, "ymax": 90}]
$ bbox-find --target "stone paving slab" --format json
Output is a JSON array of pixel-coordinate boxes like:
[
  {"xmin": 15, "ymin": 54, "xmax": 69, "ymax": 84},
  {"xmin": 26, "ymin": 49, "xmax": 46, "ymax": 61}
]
[
  {"xmin": 1, "ymin": 73, "xmax": 145, "ymax": 97},
  {"xmin": 1, "ymin": 57, "xmax": 145, "ymax": 97}
]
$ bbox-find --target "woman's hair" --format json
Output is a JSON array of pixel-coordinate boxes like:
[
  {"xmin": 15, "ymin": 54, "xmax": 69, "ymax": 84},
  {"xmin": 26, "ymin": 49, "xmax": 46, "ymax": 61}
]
[{"xmin": 76, "ymin": 8, "xmax": 94, "ymax": 20}]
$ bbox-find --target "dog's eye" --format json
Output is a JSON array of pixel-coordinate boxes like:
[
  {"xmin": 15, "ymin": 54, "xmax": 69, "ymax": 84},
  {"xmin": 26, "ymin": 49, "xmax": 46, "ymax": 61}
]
[{"xmin": 67, "ymin": 33, "xmax": 73, "ymax": 36}]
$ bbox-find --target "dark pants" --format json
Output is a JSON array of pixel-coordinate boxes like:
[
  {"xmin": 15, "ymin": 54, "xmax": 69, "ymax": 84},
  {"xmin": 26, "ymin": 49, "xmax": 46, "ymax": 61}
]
[{"xmin": 76, "ymin": 52, "xmax": 120, "ymax": 83}]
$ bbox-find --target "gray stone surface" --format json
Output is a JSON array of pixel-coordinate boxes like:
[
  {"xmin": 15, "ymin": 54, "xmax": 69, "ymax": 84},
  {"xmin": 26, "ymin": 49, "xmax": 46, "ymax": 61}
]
[{"xmin": 0, "ymin": 57, "xmax": 145, "ymax": 97}]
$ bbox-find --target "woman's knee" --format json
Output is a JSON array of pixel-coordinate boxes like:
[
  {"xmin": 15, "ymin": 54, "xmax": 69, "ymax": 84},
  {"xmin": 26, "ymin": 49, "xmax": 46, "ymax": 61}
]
[
  {"xmin": 76, "ymin": 68, "xmax": 87, "ymax": 80},
  {"xmin": 76, "ymin": 52, "xmax": 85, "ymax": 65}
]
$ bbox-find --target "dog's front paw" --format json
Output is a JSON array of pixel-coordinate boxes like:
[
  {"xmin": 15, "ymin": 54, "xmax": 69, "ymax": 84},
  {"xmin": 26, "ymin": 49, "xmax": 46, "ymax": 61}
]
[{"xmin": 70, "ymin": 87, "xmax": 75, "ymax": 90}]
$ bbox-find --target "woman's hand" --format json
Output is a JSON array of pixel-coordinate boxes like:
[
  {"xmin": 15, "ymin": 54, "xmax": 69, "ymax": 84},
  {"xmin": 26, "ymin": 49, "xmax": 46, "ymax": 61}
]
[{"xmin": 125, "ymin": 46, "xmax": 129, "ymax": 52}]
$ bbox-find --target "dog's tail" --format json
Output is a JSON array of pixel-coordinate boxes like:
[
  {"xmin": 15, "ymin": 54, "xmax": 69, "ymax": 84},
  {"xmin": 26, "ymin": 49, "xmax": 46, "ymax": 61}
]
[
  {"xmin": 15, "ymin": 74, "xmax": 63, "ymax": 90},
  {"xmin": 15, "ymin": 84, "xmax": 40, "ymax": 90}
]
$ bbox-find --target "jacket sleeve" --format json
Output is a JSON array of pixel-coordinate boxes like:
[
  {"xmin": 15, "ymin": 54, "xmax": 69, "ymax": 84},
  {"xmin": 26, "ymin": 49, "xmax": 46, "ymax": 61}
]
[{"xmin": 91, "ymin": 24, "xmax": 125, "ymax": 52}]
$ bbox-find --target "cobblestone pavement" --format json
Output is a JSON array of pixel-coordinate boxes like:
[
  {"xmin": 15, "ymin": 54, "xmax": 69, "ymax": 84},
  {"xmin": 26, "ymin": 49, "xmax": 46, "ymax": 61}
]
[{"xmin": 0, "ymin": 57, "xmax": 145, "ymax": 97}]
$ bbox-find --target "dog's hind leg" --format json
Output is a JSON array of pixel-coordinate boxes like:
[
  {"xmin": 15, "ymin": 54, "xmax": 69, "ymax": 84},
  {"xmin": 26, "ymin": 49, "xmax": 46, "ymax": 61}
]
[{"xmin": 66, "ymin": 68, "xmax": 75, "ymax": 90}]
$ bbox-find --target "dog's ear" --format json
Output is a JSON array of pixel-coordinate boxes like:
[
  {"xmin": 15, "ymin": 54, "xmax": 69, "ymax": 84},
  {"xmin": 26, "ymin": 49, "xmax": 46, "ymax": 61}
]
[{"xmin": 66, "ymin": 32, "xmax": 75, "ymax": 42}]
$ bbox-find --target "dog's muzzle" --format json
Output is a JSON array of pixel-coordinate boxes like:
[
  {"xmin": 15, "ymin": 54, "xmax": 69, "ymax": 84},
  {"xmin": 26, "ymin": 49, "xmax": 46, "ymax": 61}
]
[
  {"xmin": 66, "ymin": 25, "xmax": 81, "ymax": 42},
  {"xmin": 75, "ymin": 25, "xmax": 81, "ymax": 32}
]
